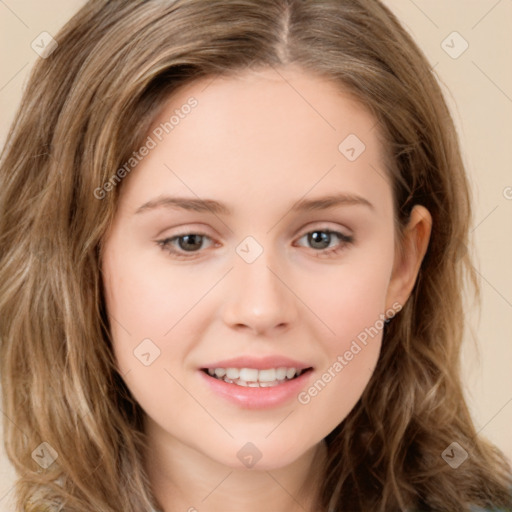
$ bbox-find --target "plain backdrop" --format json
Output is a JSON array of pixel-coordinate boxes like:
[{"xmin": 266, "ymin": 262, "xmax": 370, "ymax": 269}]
[{"xmin": 1, "ymin": 1, "xmax": 511, "ymax": 510}]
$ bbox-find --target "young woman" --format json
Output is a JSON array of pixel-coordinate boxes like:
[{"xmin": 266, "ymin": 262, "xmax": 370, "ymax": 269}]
[{"xmin": 1, "ymin": 1, "xmax": 511, "ymax": 511}]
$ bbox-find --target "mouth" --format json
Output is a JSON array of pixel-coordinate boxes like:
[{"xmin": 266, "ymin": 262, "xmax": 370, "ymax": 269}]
[{"xmin": 200, "ymin": 366, "xmax": 313, "ymax": 388}]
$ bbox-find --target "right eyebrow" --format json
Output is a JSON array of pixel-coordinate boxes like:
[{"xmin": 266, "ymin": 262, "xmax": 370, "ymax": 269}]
[{"xmin": 134, "ymin": 196, "xmax": 232, "ymax": 215}]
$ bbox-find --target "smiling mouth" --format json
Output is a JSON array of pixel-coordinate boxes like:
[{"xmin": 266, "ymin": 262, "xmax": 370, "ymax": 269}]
[{"xmin": 201, "ymin": 367, "xmax": 313, "ymax": 387}]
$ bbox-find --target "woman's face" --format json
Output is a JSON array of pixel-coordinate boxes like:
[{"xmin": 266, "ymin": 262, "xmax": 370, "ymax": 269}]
[{"xmin": 101, "ymin": 66, "xmax": 425, "ymax": 470}]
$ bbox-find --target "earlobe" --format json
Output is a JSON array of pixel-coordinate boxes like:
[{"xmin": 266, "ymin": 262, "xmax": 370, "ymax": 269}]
[{"xmin": 385, "ymin": 205, "xmax": 432, "ymax": 312}]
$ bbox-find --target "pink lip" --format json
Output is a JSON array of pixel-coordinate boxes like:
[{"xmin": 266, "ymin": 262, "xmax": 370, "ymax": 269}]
[
  {"xmin": 201, "ymin": 355, "xmax": 311, "ymax": 370},
  {"xmin": 199, "ymin": 358, "xmax": 313, "ymax": 409},
  {"xmin": 199, "ymin": 368, "xmax": 314, "ymax": 410}
]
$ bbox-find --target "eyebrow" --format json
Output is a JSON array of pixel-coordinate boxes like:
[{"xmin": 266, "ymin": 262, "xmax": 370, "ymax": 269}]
[{"xmin": 134, "ymin": 193, "xmax": 374, "ymax": 216}]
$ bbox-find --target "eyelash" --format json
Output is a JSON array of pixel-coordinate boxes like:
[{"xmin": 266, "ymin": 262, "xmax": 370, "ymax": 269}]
[{"xmin": 156, "ymin": 228, "xmax": 354, "ymax": 260}]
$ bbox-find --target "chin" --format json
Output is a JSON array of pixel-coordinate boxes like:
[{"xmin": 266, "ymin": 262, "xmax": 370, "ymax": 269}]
[{"xmin": 206, "ymin": 438, "xmax": 316, "ymax": 472}]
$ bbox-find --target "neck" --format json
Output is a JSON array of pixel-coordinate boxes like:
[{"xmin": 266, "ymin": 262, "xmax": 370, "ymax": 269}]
[{"xmin": 144, "ymin": 418, "xmax": 327, "ymax": 512}]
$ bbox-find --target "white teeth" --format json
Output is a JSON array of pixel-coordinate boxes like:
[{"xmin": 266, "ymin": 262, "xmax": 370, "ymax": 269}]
[
  {"xmin": 226, "ymin": 368, "xmax": 239, "ymax": 379},
  {"xmin": 205, "ymin": 366, "xmax": 307, "ymax": 387},
  {"xmin": 276, "ymin": 367, "xmax": 287, "ymax": 380},
  {"xmin": 260, "ymin": 381, "xmax": 279, "ymax": 387},
  {"xmin": 239, "ymin": 368, "xmax": 258, "ymax": 382},
  {"xmin": 286, "ymin": 367, "xmax": 297, "ymax": 379},
  {"xmin": 258, "ymin": 368, "xmax": 276, "ymax": 382}
]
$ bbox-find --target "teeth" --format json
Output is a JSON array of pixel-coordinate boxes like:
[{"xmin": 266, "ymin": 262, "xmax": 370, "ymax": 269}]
[
  {"xmin": 286, "ymin": 368, "xmax": 297, "ymax": 379},
  {"xmin": 239, "ymin": 368, "xmax": 258, "ymax": 382},
  {"xmin": 258, "ymin": 369, "xmax": 276, "ymax": 382},
  {"xmin": 276, "ymin": 367, "xmax": 287, "ymax": 380},
  {"xmin": 214, "ymin": 368, "xmax": 226, "ymax": 378},
  {"xmin": 226, "ymin": 368, "xmax": 239, "ymax": 379},
  {"xmin": 205, "ymin": 366, "xmax": 306, "ymax": 387}
]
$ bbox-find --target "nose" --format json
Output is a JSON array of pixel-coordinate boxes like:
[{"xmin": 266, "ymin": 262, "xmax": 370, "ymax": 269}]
[{"xmin": 221, "ymin": 249, "xmax": 297, "ymax": 336}]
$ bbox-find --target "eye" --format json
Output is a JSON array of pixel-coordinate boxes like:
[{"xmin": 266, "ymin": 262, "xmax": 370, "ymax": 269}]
[
  {"xmin": 156, "ymin": 227, "xmax": 354, "ymax": 260},
  {"xmin": 294, "ymin": 228, "xmax": 354, "ymax": 257},
  {"xmin": 157, "ymin": 232, "xmax": 215, "ymax": 259}
]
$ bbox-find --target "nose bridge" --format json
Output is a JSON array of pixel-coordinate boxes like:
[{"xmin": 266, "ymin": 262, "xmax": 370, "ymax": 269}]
[{"xmin": 221, "ymin": 235, "xmax": 296, "ymax": 334}]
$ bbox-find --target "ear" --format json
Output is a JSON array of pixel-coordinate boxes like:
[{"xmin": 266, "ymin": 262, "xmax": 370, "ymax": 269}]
[{"xmin": 385, "ymin": 205, "xmax": 432, "ymax": 311}]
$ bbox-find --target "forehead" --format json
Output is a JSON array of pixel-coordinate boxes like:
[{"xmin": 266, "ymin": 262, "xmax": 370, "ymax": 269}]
[{"xmin": 118, "ymin": 66, "xmax": 391, "ymax": 217}]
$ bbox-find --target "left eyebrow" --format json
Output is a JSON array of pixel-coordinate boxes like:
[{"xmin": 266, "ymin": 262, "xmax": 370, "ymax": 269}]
[
  {"xmin": 133, "ymin": 192, "xmax": 374, "ymax": 216},
  {"xmin": 290, "ymin": 193, "xmax": 374, "ymax": 212}
]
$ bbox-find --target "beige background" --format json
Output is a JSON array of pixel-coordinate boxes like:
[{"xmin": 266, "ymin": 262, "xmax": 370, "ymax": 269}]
[{"xmin": 1, "ymin": 1, "xmax": 511, "ymax": 509}]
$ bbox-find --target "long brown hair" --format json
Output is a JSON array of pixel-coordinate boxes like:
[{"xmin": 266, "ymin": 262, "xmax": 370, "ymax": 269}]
[{"xmin": 1, "ymin": 1, "xmax": 511, "ymax": 511}]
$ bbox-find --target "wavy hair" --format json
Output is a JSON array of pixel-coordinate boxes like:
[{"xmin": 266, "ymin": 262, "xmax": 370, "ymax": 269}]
[{"xmin": 1, "ymin": 0, "xmax": 511, "ymax": 511}]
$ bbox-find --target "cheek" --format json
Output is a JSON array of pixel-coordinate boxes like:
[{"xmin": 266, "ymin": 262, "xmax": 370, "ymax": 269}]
[
  {"xmin": 101, "ymin": 250, "xmax": 202, "ymax": 425},
  {"xmin": 312, "ymin": 270, "xmax": 389, "ymax": 337},
  {"xmin": 295, "ymin": 285, "xmax": 386, "ymax": 441},
  {"xmin": 101, "ymin": 242, "xmax": 223, "ymax": 425},
  {"xmin": 292, "ymin": 246, "xmax": 393, "ymax": 429},
  {"xmin": 102, "ymin": 244, "xmax": 208, "ymax": 349},
  {"xmin": 301, "ymin": 244, "xmax": 393, "ymax": 352}
]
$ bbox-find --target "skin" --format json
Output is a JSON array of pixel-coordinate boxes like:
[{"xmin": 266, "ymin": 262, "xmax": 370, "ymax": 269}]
[{"xmin": 101, "ymin": 65, "xmax": 432, "ymax": 512}]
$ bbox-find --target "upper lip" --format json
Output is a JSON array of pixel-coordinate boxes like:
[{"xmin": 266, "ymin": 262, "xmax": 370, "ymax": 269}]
[{"xmin": 201, "ymin": 355, "xmax": 312, "ymax": 371}]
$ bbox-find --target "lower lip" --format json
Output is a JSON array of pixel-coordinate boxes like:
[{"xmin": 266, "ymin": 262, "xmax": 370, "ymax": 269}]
[{"xmin": 199, "ymin": 370, "xmax": 313, "ymax": 409}]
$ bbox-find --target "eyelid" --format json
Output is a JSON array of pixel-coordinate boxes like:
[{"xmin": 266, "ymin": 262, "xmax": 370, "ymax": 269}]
[
  {"xmin": 153, "ymin": 222, "xmax": 215, "ymax": 240},
  {"xmin": 295, "ymin": 221, "xmax": 353, "ymax": 237}
]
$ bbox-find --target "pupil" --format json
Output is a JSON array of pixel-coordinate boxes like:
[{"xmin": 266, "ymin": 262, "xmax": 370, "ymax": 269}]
[
  {"xmin": 179, "ymin": 234, "xmax": 202, "ymax": 251},
  {"xmin": 309, "ymin": 231, "xmax": 330, "ymax": 249}
]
